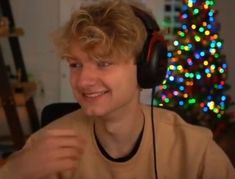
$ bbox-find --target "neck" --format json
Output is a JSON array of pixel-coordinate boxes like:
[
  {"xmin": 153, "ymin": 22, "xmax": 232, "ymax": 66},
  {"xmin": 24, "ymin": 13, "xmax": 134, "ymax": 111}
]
[{"xmin": 94, "ymin": 103, "xmax": 145, "ymax": 159}]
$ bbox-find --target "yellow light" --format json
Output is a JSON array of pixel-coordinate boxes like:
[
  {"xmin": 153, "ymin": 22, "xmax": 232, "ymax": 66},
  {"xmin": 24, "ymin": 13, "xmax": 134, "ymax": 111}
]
[
  {"xmin": 186, "ymin": 81, "xmax": 191, "ymax": 86},
  {"xmin": 177, "ymin": 50, "xmax": 182, "ymax": 55},
  {"xmin": 177, "ymin": 65, "xmax": 183, "ymax": 71},
  {"xmin": 186, "ymin": 81, "xmax": 194, "ymax": 86},
  {"xmin": 205, "ymin": 30, "xmax": 210, "ymax": 36},
  {"xmin": 184, "ymin": 46, "xmax": 190, "ymax": 51},
  {"xmin": 191, "ymin": 24, "xmax": 196, "ymax": 29},
  {"xmin": 204, "ymin": 4, "xmax": 209, "ymax": 9},
  {"xmin": 183, "ymin": 93, "xmax": 188, "ymax": 98},
  {"xmin": 188, "ymin": 2, "xmax": 193, "ymax": 8},
  {"xmin": 169, "ymin": 65, "xmax": 175, "ymax": 70},
  {"xmin": 213, "ymin": 34, "xmax": 218, "ymax": 39},
  {"xmin": 202, "ymin": 22, "xmax": 207, "ymax": 26},
  {"xmin": 213, "ymin": 108, "xmax": 219, "ymax": 113},
  {"xmin": 207, "ymin": 73, "xmax": 212, "ymax": 78},
  {"xmin": 208, "ymin": 101, "xmax": 215, "ymax": 110},
  {"xmin": 203, "ymin": 60, "xmax": 209, "ymax": 66},
  {"xmin": 210, "ymin": 48, "xmax": 216, "ymax": 54}
]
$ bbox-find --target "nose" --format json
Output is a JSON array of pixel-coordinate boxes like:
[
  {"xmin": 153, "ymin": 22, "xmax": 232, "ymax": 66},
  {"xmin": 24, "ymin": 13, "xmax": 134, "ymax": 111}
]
[{"xmin": 73, "ymin": 65, "xmax": 98, "ymax": 88}]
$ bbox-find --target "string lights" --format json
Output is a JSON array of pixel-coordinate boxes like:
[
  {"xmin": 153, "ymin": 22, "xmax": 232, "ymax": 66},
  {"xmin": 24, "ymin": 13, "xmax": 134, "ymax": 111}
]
[{"xmin": 155, "ymin": 0, "xmax": 231, "ymax": 126}]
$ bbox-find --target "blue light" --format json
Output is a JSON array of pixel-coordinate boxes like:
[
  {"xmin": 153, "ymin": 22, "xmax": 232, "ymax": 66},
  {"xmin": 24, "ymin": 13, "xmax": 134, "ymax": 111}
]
[
  {"xmin": 195, "ymin": 53, "xmax": 201, "ymax": 60},
  {"xmin": 203, "ymin": 107, "xmax": 209, "ymax": 112},
  {"xmin": 179, "ymin": 101, "xmax": 184, "ymax": 106},
  {"xmin": 182, "ymin": 5, "xmax": 188, "ymax": 11},
  {"xmin": 169, "ymin": 76, "xmax": 175, "ymax": 81},
  {"xmin": 182, "ymin": 24, "xmax": 188, "ymax": 30},
  {"xmin": 220, "ymin": 102, "xmax": 225, "ymax": 108},
  {"xmin": 200, "ymin": 51, "xmax": 205, "ymax": 57},
  {"xmin": 178, "ymin": 77, "xmax": 184, "ymax": 82},
  {"xmin": 207, "ymin": 24, "xmax": 212, "ymax": 29},
  {"xmin": 208, "ymin": 10, "xmax": 214, "ymax": 17},
  {"xmin": 222, "ymin": 63, "xmax": 228, "ymax": 69},
  {"xmin": 167, "ymin": 52, "xmax": 173, "ymax": 58},
  {"xmin": 217, "ymin": 84, "xmax": 223, "ymax": 89},
  {"xmin": 210, "ymin": 41, "xmax": 216, "ymax": 48},
  {"xmin": 221, "ymin": 95, "xmax": 226, "ymax": 101},
  {"xmin": 179, "ymin": 86, "xmax": 185, "ymax": 91},
  {"xmin": 188, "ymin": 43, "xmax": 193, "ymax": 48},
  {"xmin": 217, "ymin": 41, "xmax": 222, "ymax": 48},
  {"xmin": 196, "ymin": 74, "xmax": 201, "ymax": 80},
  {"xmin": 209, "ymin": 17, "xmax": 214, "ymax": 22},
  {"xmin": 182, "ymin": 14, "xmax": 188, "ymax": 19},
  {"xmin": 205, "ymin": 68, "xmax": 210, "ymax": 74},
  {"xmin": 207, "ymin": 95, "xmax": 213, "ymax": 100}
]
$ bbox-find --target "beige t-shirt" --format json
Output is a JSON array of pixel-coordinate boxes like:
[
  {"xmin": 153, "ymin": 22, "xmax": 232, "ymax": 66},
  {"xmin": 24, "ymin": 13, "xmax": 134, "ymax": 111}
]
[{"xmin": 1, "ymin": 105, "xmax": 235, "ymax": 179}]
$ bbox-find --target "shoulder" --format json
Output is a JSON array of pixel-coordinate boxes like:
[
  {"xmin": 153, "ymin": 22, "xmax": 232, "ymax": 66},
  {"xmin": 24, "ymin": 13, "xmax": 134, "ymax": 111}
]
[
  {"xmin": 141, "ymin": 105, "xmax": 213, "ymax": 146},
  {"xmin": 33, "ymin": 109, "xmax": 91, "ymax": 137},
  {"xmin": 154, "ymin": 106, "xmax": 213, "ymax": 139}
]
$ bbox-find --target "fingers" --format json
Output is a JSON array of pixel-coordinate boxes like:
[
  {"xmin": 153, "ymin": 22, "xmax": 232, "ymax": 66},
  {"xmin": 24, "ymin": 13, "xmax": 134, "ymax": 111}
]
[
  {"xmin": 4, "ymin": 129, "xmax": 86, "ymax": 179},
  {"xmin": 28, "ymin": 129, "xmax": 86, "ymax": 149}
]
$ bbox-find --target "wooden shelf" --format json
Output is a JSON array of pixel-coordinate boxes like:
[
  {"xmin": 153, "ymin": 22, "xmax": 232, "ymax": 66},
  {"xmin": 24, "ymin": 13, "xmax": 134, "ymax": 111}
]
[
  {"xmin": 0, "ymin": 82, "xmax": 37, "ymax": 106},
  {"xmin": 0, "ymin": 28, "xmax": 24, "ymax": 38}
]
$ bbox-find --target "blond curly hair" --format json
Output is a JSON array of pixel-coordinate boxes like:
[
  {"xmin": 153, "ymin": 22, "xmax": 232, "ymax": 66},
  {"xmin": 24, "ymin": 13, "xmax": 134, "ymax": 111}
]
[{"xmin": 53, "ymin": 0, "xmax": 148, "ymax": 62}]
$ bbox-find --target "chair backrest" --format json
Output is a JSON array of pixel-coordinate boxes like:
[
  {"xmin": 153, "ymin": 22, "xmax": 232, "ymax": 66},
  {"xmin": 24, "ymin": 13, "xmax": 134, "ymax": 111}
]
[{"xmin": 41, "ymin": 102, "xmax": 80, "ymax": 127}]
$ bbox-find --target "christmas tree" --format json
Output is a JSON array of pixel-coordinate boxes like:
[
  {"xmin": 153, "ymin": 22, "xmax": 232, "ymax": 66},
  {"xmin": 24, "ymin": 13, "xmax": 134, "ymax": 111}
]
[{"xmin": 155, "ymin": 0, "xmax": 234, "ymax": 134}]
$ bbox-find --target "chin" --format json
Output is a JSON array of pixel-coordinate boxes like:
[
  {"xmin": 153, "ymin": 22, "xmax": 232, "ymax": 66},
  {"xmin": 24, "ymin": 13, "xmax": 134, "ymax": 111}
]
[{"xmin": 81, "ymin": 106, "xmax": 108, "ymax": 117}]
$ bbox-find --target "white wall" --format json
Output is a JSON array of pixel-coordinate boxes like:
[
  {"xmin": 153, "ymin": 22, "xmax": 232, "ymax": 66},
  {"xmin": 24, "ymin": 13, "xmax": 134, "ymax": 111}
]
[
  {"xmin": 216, "ymin": 0, "xmax": 235, "ymax": 111},
  {"xmin": 10, "ymin": 0, "xmax": 60, "ymax": 114}
]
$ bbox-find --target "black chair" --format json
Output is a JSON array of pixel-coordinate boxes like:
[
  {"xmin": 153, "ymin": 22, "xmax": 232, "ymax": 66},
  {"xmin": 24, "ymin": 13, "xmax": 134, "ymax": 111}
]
[{"xmin": 41, "ymin": 102, "xmax": 80, "ymax": 127}]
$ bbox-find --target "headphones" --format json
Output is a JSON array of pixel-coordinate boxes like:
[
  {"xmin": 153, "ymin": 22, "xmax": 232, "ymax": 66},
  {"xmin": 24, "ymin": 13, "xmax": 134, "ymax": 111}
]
[{"xmin": 132, "ymin": 7, "xmax": 168, "ymax": 89}]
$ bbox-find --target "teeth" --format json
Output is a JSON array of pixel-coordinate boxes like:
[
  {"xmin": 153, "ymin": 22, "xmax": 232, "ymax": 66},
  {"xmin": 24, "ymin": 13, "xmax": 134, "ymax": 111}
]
[{"xmin": 84, "ymin": 91, "xmax": 106, "ymax": 98}]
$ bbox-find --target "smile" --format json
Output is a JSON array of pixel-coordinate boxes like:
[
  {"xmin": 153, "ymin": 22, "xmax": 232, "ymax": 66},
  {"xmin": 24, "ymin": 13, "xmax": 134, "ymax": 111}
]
[{"xmin": 83, "ymin": 91, "xmax": 109, "ymax": 98}]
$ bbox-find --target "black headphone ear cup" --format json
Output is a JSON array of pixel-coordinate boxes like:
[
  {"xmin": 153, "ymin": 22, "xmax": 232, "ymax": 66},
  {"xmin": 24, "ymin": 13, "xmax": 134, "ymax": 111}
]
[
  {"xmin": 132, "ymin": 7, "xmax": 168, "ymax": 88},
  {"xmin": 137, "ymin": 32, "xmax": 168, "ymax": 88}
]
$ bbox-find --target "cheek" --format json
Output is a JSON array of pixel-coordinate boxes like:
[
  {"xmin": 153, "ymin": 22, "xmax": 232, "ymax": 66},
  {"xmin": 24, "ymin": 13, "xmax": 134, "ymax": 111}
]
[
  {"xmin": 114, "ymin": 66, "xmax": 139, "ymax": 91},
  {"xmin": 69, "ymin": 71, "xmax": 78, "ymax": 89}
]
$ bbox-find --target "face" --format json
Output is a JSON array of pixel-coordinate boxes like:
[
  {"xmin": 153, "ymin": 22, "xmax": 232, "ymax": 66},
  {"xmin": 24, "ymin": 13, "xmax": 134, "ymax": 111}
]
[{"xmin": 66, "ymin": 43, "xmax": 140, "ymax": 117}]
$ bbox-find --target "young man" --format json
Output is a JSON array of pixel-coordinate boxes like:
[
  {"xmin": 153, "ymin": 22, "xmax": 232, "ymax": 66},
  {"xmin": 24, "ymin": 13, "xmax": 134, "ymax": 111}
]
[{"xmin": 0, "ymin": 0, "xmax": 234, "ymax": 178}]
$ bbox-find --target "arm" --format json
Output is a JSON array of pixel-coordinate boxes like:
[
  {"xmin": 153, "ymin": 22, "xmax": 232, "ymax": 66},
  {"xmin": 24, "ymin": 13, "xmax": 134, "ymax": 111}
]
[{"xmin": 0, "ymin": 129, "xmax": 86, "ymax": 179}]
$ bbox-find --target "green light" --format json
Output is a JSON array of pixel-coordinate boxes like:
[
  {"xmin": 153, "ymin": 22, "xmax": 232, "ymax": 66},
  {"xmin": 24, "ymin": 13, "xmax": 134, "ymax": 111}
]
[
  {"xmin": 199, "ymin": 27, "xmax": 205, "ymax": 32},
  {"xmin": 206, "ymin": 0, "xmax": 215, "ymax": 6},
  {"xmin": 165, "ymin": 98, "xmax": 170, "ymax": 103},
  {"xmin": 188, "ymin": 98, "xmax": 196, "ymax": 104},
  {"xmin": 185, "ymin": 73, "xmax": 190, "ymax": 78},
  {"xmin": 211, "ymin": 64, "xmax": 216, "ymax": 70},
  {"xmin": 219, "ymin": 68, "xmax": 225, "ymax": 73},
  {"xmin": 213, "ymin": 108, "xmax": 219, "ymax": 113},
  {"xmin": 194, "ymin": 35, "xmax": 201, "ymax": 42},
  {"xmin": 217, "ymin": 114, "xmax": 222, "ymax": 119},
  {"xmin": 193, "ymin": 8, "xmax": 200, "ymax": 15},
  {"xmin": 189, "ymin": 73, "xmax": 194, "ymax": 78},
  {"xmin": 179, "ymin": 31, "xmax": 186, "ymax": 38},
  {"xmin": 214, "ymin": 53, "xmax": 220, "ymax": 58}
]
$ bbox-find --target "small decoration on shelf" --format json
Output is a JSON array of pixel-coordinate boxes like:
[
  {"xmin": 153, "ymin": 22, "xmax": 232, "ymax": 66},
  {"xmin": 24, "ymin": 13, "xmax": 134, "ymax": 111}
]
[{"xmin": 0, "ymin": 16, "xmax": 9, "ymax": 36}]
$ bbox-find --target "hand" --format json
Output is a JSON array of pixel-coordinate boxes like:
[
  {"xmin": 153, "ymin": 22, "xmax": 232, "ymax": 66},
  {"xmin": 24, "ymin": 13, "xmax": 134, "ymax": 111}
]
[{"xmin": 5, "ymin": 129, "xmax": 86, "ymax": 179}]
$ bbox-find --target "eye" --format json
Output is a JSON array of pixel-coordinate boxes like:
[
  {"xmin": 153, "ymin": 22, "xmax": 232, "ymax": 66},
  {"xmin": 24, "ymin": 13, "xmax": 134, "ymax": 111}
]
[
  {"xmin": 69, "ymin": 63, "xmax": 82, "ymax": 69},
  {"xmin": 97, "ymin": 61, "xmax": 112, "ymax": 68}
]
